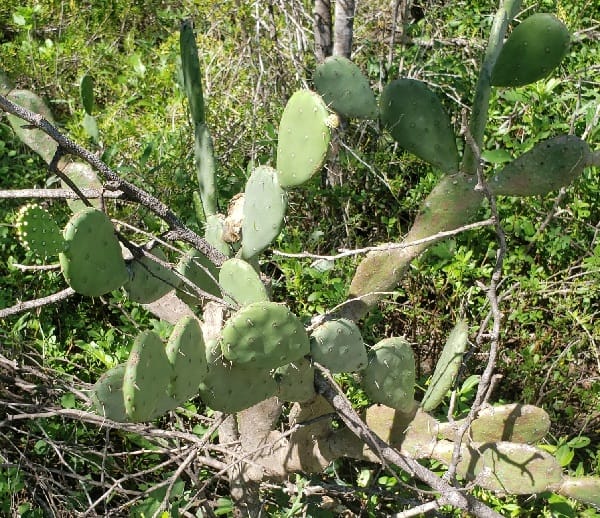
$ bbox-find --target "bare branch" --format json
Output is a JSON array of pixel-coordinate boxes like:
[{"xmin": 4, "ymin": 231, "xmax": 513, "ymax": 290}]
[
  {"xmin": 0, "ymin": 188, "xmax": 124, "ymax": 199},
  {"xmin": 0, "ymin": 288, "xmax": 76, "ymax": 319}
]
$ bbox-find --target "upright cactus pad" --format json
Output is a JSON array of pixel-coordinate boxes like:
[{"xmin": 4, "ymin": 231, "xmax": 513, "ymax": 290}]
[
  {"xmin": 489, "ymin": 135, "xmax": 591, "ymax": 196},
  {"xmin": 194, "ymin": 123, "xmax": 218, "ymax": 218},
  {"xmin": 313, "ymin": 56, "xmax": 378, "ymax": 119},
  {"xmin": 199, "ymin": 359, "xmax": 278, "ymax": 414},
  {"xmin": 221, "ymin": 301, "xmax": 309, "ymax": 370},
  {"xmin": 60, "ymin": 160, "xmax": 103, "ymax": 212},
  {"xmin": 310, "ymin": 318, "xmax": 368, "ymax": 373},
  {"xmin": 6, "ymin": 89, "xmax": 58, "ymax": 164},
  {"xmin": 276, "ymin": 90, "xmax": 331, "ymax": 188},
  {"xmin": 379, "ymin": 79, "xmax": 459, "ymax": 174},
  {"xmin": 205, "ymin": 214, "xmax": 232, "ymax": 257},
  {"xmin": 124, "ymin": 247, "xmax": 181, "ymax": 304},
  {"xmin": 421, "ymin": 319, "xmax": 468, "ymax": 411},
  {"xmin": 59, "ymin": 208, "xmax": 128, "ymax": 296},
  {"xmin": 241, "ymin": 165, "xmax": 287, "ymax": 260},
  {"xmin": 91, "ymin": 364, "xmax": 129, "ymax": 422},
  {"xmin": 180, "ymin": 19, "xmax": 205, "ymax": 126},
  {"xmin": 123, "ymin": 331, "xmax": 172, "ymax": 422},
  {"xmin": 491, "ymin": 13, "xmax": 570, "ymax": 87},
  {"xmin": 80, "ymin": 74, "xmax": 95, "ymax": 115},
  {"xmin": 219, "ymin": 258, "xmax": 269, "ymax": 306},
  {"xmin": 15, "ymin": 204, "xmax": 64, "ymax": 258},
  {"xmin": 275, "ymin": 357, "xmax": 316, "ymax": 402},
  {"xmin": 362, "ymin": 337, "xmax": 416, "ymax": 413},
  {"xmin": 176, "ymin": 248, "xmax": 221, "ymax": 304},
  {"xmin": 165, "ymin": 315, "xmax": 207, "ymax": 403}
]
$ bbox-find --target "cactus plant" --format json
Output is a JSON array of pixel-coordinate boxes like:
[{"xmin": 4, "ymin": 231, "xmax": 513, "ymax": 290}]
[
  {"xmin": 275, "ymin": 357, "xmax": 316, "ymax": 403},
  {"xmin": 59, "ymin": 207, "xmax": 128, "ymax": 296},
  {"xmin": 15, "ymin": 204, "xmax": 65, "ymax": 258},
  {"xmin": 123, "ymin": 247, "xmax": 181, "ymax": 304},
  {"xmin": 90, "ymin": 364, "xmax": 130, "ymax": 422},
  {"xmin": 219, "ymin": 258, "xmax": 269, "ymax": 306},
  {"xmin": 310, "ymin": 318, "xmax": 368, "ymax": 373},
  {"xmin": 176, "ymin": 248, "xmax": 221, "ymax": 304}
]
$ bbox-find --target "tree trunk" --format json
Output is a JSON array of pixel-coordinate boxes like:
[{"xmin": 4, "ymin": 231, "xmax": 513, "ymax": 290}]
[
  {"xmin": 333, "ymin": 0, "xmax": 356, "ymax": 59},
  {"xmin": 313, "ymin": 0, "xmax": 333, "ymax": 62}
]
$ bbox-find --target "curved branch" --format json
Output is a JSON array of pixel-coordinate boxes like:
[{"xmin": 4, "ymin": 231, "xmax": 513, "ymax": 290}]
[{"xmin": 0, "ymin": 287, "xmax": 76, "ymax": 318}]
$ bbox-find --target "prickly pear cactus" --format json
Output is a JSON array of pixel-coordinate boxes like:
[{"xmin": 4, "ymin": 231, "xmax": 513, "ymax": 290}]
[
  {"xmin": 491, "ymin": 13, "xmax": 570, "ymax": 87},
  {"xmin": 176, "ymin": 248, "xmax": 221, "ymax": 304},
  {"xmin": 15, "ymin": 204, "xmax": 64, "ymax": 258},
  {"xmin": 123, "ymin": 247, "xmax": 181, "ymax": 304},
  {"xmin": 90, "ymin": 364, "xmax": 129, "ymax": 422},
  {"xmin": 220, "ymin": 301, "xmax": 309, "ymax": 369},
  {"xmin": 310, "ymin": 318, "xmax": 368, "ymax": 373},
  {"xmin": 275, "ymin": 357, "xmax": 316, "ymax": 403},
  {"xmin": 379, "ymin": 79, "xmax": 459, "ymax": 174},
  {"xmin": 59, "ymin": 207, "xmax": 128, "ymax": 296},
  {"xmin": 362, "ymin": 337, "xmax": 416, "ymax": 413},
  {"xmin": 314, "ymin": 56, "xmax": 378, "ymax": 119},
  {"xmin": 219, "ymin": 258, "xmax": 269, "ymax": 306},
  {"xmin": 241, "ymin": 165, "xmax": 287, "ymax": 260},
  {"xmin": 276, "ymin": 90, "xmax": 331, "ymax": 188},
  {"xmin": 489, "ymin": 135, "xmax": 592, "ymax": 196}
]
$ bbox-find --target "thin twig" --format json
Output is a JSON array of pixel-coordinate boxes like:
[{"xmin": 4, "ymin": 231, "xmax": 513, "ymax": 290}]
[{"xmin": 0, "ymin": 287, "xmax": 76, "ymax": 318}]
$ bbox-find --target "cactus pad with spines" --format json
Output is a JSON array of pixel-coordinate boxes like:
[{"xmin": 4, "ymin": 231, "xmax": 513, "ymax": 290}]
[
  {"xmin": 276, "ymin": 90, "xmax": 331, "ymax": 188},
  {"xmin": 489, "ymin": 135, "xmax": 591, "ymax": 196},
  {"xmin": 124, "ymin": 247, "xmax": 181, "ymax": 304},
  {"xmin": 219, "ymin": 258, "xmax": 269, "ymax": 306},
  {"xmin": 310, "ymin": 318, "xmax": 368, "ymax": 373},
  {"xmin": 421, "ymin": 319, "xmax": 469, "ymax": 411},
  {"xmin": 165, "ymin": 315, "xmax": 207, "ymax": 403},
  {"xmin": 6, "ymin": 89, "xmax": 58, "ymax": 164},
  {"xmin": 91, "ymin": 364, "xmax": 129, "ymax": 422},
  {"xmin": 275, "ymin": 357, "xmax": 316, "ymax": 402},
  {"xmin": 59, "ymin": 208, "xmax": 128, "ymax": 296},
  {"xmin": 314, "ymin": 56, "xmax": 377, "ymax": 119},
  {"xmin": 362, "ymin": 337, "xmax": 416, "ymax": 413},
  {"xmin": 205, "ymin": 214, "xmax": 232, "ymax": 257},
  {"xmin": 176, "ymin": 248, "xmax": 221, "ymax": 304},
  {"xmin": 15, "ymin": 204, "xmax": 64, "ymax": 258},
  {"xmin": 491, "ymin": 13, "xmax": 570, "ymax": 87},
  {"xmin": 241, "ymin": 166, "xmax": 287, "ymax": 259},
  {"xmin": 379, "ymin": 79, "xmax": 459, "ymax": 174},
  {"xmin": 123, "ymin": 331, "xmax": 172, "ymax": 422},
  {"xmin": 60, "ymin": 160, "xmax": 103, "ymax": 212},
  {"xmin": 221, "ymin": 301, "xmax": 309, "ymax": 369}
]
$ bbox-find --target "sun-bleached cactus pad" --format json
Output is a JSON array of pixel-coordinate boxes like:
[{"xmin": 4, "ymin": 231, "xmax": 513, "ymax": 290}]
[
  {"xmin": 15, "ymin": 204, "xmax": 64, "ymax": 258},
  {"xmin": 276, "ymin": 90, "xmax": 331, "ymax": 188},
  {"xmin": 59, "ymin": 208, "xmax": 128, "ymax": 296},
  {"xmin": 380, "ymin": 79, "xmax": 458, "ymax": 174},
  {"xmin": 314, "ymin": 56, "xmax": 377, "ymax": 119}
]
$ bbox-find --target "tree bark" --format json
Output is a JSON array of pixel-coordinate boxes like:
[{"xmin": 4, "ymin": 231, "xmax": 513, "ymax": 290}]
[
  {"xmin": 333, "ymin": 0, "xmax": 356, "ymax": 58},
  {"xmin": 313, "ymin": 0, "xmax": 333, "ymax": 62}
]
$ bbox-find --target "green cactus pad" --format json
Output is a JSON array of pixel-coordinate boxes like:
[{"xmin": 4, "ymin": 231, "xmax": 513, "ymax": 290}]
[
  {"xmin": 276, "ymin": 90, "xmax": 331, "ymax": 188},
  {"xmin": 123, "ymin": 330, "xmax": 172, "ymax": 422},
  {"xmin": 176, "ymin": 249, "xmax": 221, "ymax": 304},
  {"xmin": 80, "ymin": 74, "xmax": 95, "ymax": 115},
  {"xmin": 205, "ymin": 214, "xmax": 232, "ymax": 257},
  {"xmin": 379, "ymin": 79, "xmax": 459, "ymax": 174},
  {"xmin": 124, "ymin": 248, "xmax": 181, "ymax": 304},
  {"xmin": 165, "ymin": 315, "xmax": 207, "ymax": 403},
  {"xmin": 221, "ymin": 301, "xmax": 309, "ymax": 370},
  {"xmin": 556, "ymin": 477, "xmax": 600, "ymax": 507},
  {"xmin": 491, "ymin": 13, "xmax": 570, "ymax": 87},
  {"xmin": 199, "ymin": 358, "xmax": 278, "ymax": 413},
  {"xmin": 362, "ymin": 337, "xmax": 416, "ymax": 413},
  {"xmin": 219, "ymin": 258, "xmax": 269, "ymax": 306},
  {"xmin": 421, "ymin": 319, "xmax": 468, "ymax": 411},
  {"xmin": 241, "ymin": 165, "xmax": 287, "ymax": 259},
  {"xmin": 180, "ymin": 19, "xmax": 205, "ymax": 126},
  {"xmin": 91, "ymin": 364, "xmax": 129, "ymax": 422},
  {"xmin": 313, "ymin": 56, "xmax": 377, "ymax": 119},
  {"xmin": 59, "ymin": 208, "xmax": 128, "ymax": 296},
  {"xmin": 489, "ymin": 135, "xmax": 591, "ymax": 197},
  {"xmin": 275, "ymin": 357, "xmax": 316, "ymax": 402},
  {"xmin": 6, "ymin": 89, "xmax": 58, "ymax": 164},
  {"xmin": 310, "ymin": 318, "xmax": 368, "ymax": 373},
  {"xmin": 433, "ymin": 440, "xmax": 563, "ymax": 494},
  {"xmin": 15, "ymin": 204, "xmax": 65, "ymax": 258},
  {"xmin": 60, "ymin": 160, "xmax": 103, "ymax": 212},
  {"xmin": 195, "ymin": 123, "xmax": 218, "ymax": 218}
]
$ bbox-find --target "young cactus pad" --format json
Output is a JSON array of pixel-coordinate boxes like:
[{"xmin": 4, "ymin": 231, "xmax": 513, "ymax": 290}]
[
  {"xmin": 489, "ymin": 135, "xmax": 591, "ymax": 196},
  {"xmin": 241, "ymin": 165, "xmax": 287, "ymax": 260},
  {"xmin": 310, "ymin": 318, "xmax": 368, "ymax": 373},
  {"xmin": 313, "ymin": 56, "xmax": 378, "ymax": 119},
  {"xmin": 15, "ymin": 204, "xmax": 64, "ymax": 258},
  {"xmin": 362, "ymin": 337, "xmax": 416, "ymax": 413},
  {"xmin": 276, "ymin": 90, "xmax": 331, "ymax": 188},
  {"xmin": 165, "ymin": 315, "xmax": 207, "ymax": 403},
  {"xmin": 176, "ymin": 248, "xmax": 221, "ymax": 304},
  {"xmin": 123, "ymin": 247, "xmax": 181, "ymax": 304},
  {"xmin": 91, "ymin": 364, "xmax": 129, "ymax": 422},
  {"xmin": 379, "ymin": 79, "xmax": 459, "ymax": 174},
  {"xmin": 219, "ymin": 258, "xmax": 269, "ymax": 306},
  {"xmin": 6, "ymin": 89, "xmax": 58, "ymax": 164},
  {"xmin": 59, "ymin": 208, "xmax": 128, "ymax": 296},
  {"xmin": 220, "ymin": 301, "xmax": 310, "ymax": 370},
  {"xmin": 491, "ymin": 13, "xmax": 570, "ymax": 87},
  {"xmin": 420, "ymin": 318, "xmax": 468, "ymax": 412},
  {"xmin": 123, "ymin": 330, "xmax": 172, "ymax": 422}
]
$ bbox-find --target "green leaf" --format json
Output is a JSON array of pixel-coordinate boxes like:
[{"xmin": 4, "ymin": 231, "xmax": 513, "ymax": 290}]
[
  {"xmin": 481, "ymin": 148, "xmax": 512, "ymax": 164},
  {"xmin": 60, "ymin": 392, "xmax": 76, "ymax": 409},
  {"xmin": 555, "ymin": 444, "xmax": 575, "ymax": 467}
]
